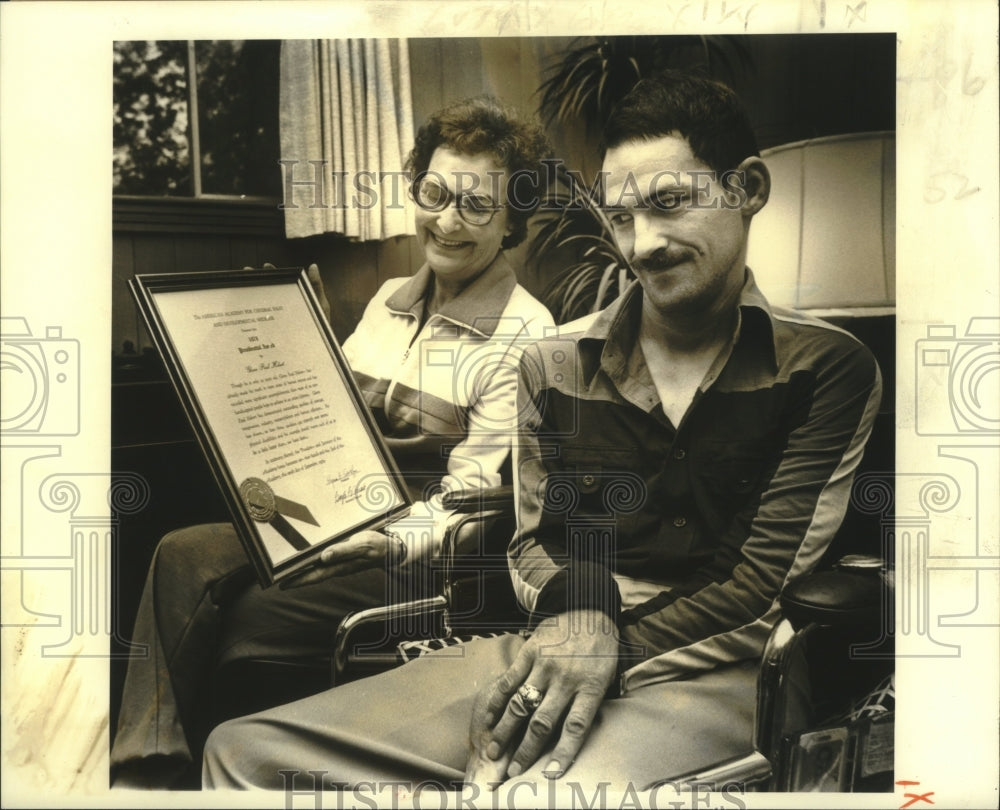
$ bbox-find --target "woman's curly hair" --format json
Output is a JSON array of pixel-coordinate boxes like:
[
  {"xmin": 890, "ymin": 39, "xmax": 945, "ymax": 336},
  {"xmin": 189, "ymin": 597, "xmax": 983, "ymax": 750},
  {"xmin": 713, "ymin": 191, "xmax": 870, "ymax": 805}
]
[{"xmin": 406, "ymin": 96, "xmax": 553, "ymax": 250}]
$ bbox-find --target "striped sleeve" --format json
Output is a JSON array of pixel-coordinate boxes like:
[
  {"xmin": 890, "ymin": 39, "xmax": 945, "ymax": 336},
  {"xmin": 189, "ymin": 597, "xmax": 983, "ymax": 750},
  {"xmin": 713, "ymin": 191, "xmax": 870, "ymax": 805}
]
[
  {"xmin": 439, "ymin": 310, "xmax": 553, "ymax": 497},
  {"xmin": 508, "ymin": 341, "xmax": 623, "ymax": 623},
  {"xmin": 618, "ymin": 338, "xmax": 882, "ymax": 685}
]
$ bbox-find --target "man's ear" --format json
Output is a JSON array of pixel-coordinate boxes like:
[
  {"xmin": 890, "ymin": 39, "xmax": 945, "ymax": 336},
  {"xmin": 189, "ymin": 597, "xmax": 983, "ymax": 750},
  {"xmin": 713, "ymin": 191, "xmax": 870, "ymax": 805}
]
[{"xmin": 733, "ymin": 156, "xmax": 770, "ymax": 217}]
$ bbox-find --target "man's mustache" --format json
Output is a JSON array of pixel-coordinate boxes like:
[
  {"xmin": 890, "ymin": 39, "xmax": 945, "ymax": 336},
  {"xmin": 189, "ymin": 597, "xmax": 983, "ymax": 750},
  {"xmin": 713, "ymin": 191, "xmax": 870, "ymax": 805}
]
[{"xmin": 632, "ymin": 245, "xmax": 697, "ymax": 273}]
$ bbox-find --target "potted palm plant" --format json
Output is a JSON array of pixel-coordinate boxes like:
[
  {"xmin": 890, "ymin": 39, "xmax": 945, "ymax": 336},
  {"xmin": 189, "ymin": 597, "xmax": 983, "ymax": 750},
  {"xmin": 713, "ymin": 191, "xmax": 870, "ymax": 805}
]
[{"xmin": 529, "ymin": 160, "xmax": 631, "ymax": 324}]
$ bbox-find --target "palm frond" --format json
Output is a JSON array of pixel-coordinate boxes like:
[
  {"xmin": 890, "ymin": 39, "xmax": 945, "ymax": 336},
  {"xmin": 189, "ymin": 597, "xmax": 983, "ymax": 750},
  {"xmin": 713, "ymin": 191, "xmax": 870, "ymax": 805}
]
[{"xmin": 592, "ymin": 262, "xmax": 619, "ymax": 314}]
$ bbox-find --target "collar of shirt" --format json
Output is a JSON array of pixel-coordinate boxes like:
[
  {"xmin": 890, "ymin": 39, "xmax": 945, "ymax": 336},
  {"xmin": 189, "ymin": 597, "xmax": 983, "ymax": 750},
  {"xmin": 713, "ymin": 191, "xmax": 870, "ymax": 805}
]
[
  {"xmin": 577, "ymin": 268, "xmax": 779, "ymax": 411},
  {"xmin": 383, "ymin": 251, "xmax": 518, "ymax": 338}
]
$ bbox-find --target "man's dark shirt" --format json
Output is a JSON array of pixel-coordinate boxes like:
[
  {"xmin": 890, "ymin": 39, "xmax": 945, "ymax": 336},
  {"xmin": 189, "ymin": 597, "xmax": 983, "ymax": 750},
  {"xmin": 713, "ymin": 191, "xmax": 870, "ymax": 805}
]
[{"xmin": 509, "ymin": 270, "xmax": 882, "ymax": 690}]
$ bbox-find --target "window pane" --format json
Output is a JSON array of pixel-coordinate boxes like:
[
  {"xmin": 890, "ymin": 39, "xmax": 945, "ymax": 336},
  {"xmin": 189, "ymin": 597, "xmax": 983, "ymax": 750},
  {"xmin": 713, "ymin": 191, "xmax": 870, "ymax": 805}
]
[
  {"xmin": 113, "ymin": 40, "xmax": 192, "ymax": 195},
  {"xmin": 195, "ymin": 40, "xmax": 282, "ymax": 197}
]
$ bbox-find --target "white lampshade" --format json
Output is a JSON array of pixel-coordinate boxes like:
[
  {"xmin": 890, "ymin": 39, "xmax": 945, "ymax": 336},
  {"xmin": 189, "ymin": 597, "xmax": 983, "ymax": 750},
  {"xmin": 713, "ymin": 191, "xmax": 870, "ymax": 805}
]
[{"xmin": 747, "ymin": 132, "xmax": 895, "ymax": 313}]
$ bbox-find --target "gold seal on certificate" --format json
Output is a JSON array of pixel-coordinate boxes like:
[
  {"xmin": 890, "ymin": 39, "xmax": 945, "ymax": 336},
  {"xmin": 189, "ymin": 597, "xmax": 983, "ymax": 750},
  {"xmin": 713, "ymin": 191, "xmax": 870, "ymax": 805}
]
[
  {"xmin": 130, "ymin": 267, "xmax": 411, "ymax": 586},
  {"xmin": 239, "ymin": 477, "xmax": 318, "ymax": 552},
  {"xmin": 240, "ymin": 477, "xmax": 279, "ymax": 522}
]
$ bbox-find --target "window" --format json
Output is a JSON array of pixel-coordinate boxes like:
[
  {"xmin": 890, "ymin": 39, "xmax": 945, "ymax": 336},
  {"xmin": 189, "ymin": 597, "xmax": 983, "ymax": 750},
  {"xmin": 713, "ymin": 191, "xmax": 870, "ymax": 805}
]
[{"xmin": 113, "ymin": 40, "xmax": 281, "ymax": 199}]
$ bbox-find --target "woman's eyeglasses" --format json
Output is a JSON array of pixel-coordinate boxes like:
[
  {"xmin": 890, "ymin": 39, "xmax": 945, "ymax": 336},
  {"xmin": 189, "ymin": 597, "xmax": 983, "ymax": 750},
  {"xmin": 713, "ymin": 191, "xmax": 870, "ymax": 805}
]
[{"xmin": 411, "ymin": 178, "xmax": 505, "ymax": 226}]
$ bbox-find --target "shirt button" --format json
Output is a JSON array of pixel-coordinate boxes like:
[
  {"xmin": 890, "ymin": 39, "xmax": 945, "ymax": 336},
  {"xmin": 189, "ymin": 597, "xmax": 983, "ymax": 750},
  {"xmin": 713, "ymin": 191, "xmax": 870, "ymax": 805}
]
[
  {"xmin": 673, "ymin": 516, "xmax": 687, "ymax": 528},
  {"xmin": 673, "ymin": 448, "xmax": 686, "ymax": 460}
]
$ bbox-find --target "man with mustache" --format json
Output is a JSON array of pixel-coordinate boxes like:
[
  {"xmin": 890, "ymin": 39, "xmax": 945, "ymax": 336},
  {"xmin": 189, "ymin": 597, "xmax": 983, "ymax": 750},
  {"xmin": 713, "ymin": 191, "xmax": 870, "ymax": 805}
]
[{"xmin": 202, "ymin": 70, "xmax": 882, "ymax": 794}]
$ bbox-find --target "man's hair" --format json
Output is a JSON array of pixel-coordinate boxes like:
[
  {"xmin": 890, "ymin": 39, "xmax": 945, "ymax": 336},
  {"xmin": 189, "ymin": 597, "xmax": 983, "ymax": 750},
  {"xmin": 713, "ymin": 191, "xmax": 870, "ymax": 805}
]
[
  {"xmin": 601, "ymin": 70, "xmax": 760, "ymax": 174},
  {"xmin": 406, "ymin": 96, "xmax": 553, "ymax": 249}
]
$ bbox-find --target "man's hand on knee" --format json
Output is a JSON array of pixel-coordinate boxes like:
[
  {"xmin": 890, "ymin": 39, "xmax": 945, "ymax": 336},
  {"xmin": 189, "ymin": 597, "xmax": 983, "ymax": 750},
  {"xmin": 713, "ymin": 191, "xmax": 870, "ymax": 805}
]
[{"xmin": 464, "ymin": 611, "xmax": 619, "ymax": 786}]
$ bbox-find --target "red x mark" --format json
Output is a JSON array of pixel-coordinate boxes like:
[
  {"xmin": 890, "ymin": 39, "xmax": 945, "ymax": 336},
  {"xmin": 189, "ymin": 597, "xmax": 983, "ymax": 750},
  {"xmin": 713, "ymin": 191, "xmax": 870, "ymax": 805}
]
[{"xmin": 897, "ymin": 781, "xmax": 935, "ymax": 808}]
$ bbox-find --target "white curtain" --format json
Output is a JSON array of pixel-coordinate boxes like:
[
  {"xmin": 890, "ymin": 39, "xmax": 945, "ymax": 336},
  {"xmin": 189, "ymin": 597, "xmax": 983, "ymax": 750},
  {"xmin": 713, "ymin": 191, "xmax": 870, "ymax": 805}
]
[{"xmin": 279, "ymin": 40, "xmax": 416, "ymax": 241}]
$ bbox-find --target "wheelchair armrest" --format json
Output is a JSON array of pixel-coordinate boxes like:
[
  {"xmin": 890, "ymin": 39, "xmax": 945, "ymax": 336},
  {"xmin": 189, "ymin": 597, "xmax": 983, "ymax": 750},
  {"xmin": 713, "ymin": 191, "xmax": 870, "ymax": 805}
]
[
  {"xmin": 650, "ymin": 555, "xmax": 893, "ymax": 792},
  {"xmin": 333, "ymin": 490, "xmax": 521, "ymax": 683},
  {"xmin": 440, "ymin": 487, "xmax": 516, "ymax": 562},
  {"xmin": 441, "ymin": 486, "xmax": 515, "ymax": 513},
  {"xmin": 666, "ymin": 751, "xmax": 773, "ymax": 791},
  {"xmin": 440, "ymin": 506, "xmax": 526, "ymax": 634},
  {"xmin": 332, "ymin": 595, "xmax": 448, "ymax": 684},
  {"xmin": 779, "ymin": 555, "xmax": 887, "ymax": 630}
]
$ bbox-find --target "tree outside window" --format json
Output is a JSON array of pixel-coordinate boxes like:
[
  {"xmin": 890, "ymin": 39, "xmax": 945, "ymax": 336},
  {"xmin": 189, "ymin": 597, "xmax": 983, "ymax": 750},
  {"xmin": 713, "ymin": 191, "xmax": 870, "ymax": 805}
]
[{"xmin": 113, "ymin": 40, "xmax": 281, "ymax": 199}]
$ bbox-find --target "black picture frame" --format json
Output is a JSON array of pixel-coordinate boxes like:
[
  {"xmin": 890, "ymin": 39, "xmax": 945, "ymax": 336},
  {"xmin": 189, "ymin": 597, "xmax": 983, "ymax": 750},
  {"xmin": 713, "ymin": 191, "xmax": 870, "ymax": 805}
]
[{"xmin": 129, "ymin": 266, "xmax": 411, "ymax": 586}]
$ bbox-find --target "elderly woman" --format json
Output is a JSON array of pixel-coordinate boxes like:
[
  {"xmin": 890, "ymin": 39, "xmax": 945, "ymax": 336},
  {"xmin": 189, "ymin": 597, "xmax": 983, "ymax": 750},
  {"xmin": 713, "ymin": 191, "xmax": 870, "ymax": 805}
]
[{"xmin": 111, "ymin": 96, "xmax": 554, "ymax": 789}]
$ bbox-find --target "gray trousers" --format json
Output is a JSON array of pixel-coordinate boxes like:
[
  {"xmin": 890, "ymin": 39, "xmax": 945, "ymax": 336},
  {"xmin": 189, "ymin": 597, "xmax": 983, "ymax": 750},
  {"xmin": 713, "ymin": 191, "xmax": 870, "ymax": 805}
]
[
  {"xmin": 111, "ymin": 523, "xmax": 416, "ymax": 784},
  {"xmin": 203, "ymin": 633, "xmax": 765, "ymax": 794}
]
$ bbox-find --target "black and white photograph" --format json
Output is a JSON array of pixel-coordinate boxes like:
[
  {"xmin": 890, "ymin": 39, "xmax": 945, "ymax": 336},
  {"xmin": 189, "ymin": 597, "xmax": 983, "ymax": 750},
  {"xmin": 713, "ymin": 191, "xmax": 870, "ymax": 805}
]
[{"xmin": 1, "ymin": 2, "xmax": 997, "ymax": 809}]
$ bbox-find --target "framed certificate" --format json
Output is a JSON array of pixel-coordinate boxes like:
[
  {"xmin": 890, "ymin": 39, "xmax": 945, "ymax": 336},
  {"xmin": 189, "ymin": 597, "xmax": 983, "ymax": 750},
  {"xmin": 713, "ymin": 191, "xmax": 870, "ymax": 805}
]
[{"xmin": 129, "ymin": 267, "xmax": 411, "ymax": 586}]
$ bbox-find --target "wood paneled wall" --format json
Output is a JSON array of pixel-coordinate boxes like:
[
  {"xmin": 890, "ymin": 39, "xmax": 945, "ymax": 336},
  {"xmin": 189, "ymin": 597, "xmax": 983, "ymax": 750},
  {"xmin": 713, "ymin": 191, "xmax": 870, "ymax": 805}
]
[{"xmin": 113, "ymin": 214, "xmax": 423, "ymax": 350}]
